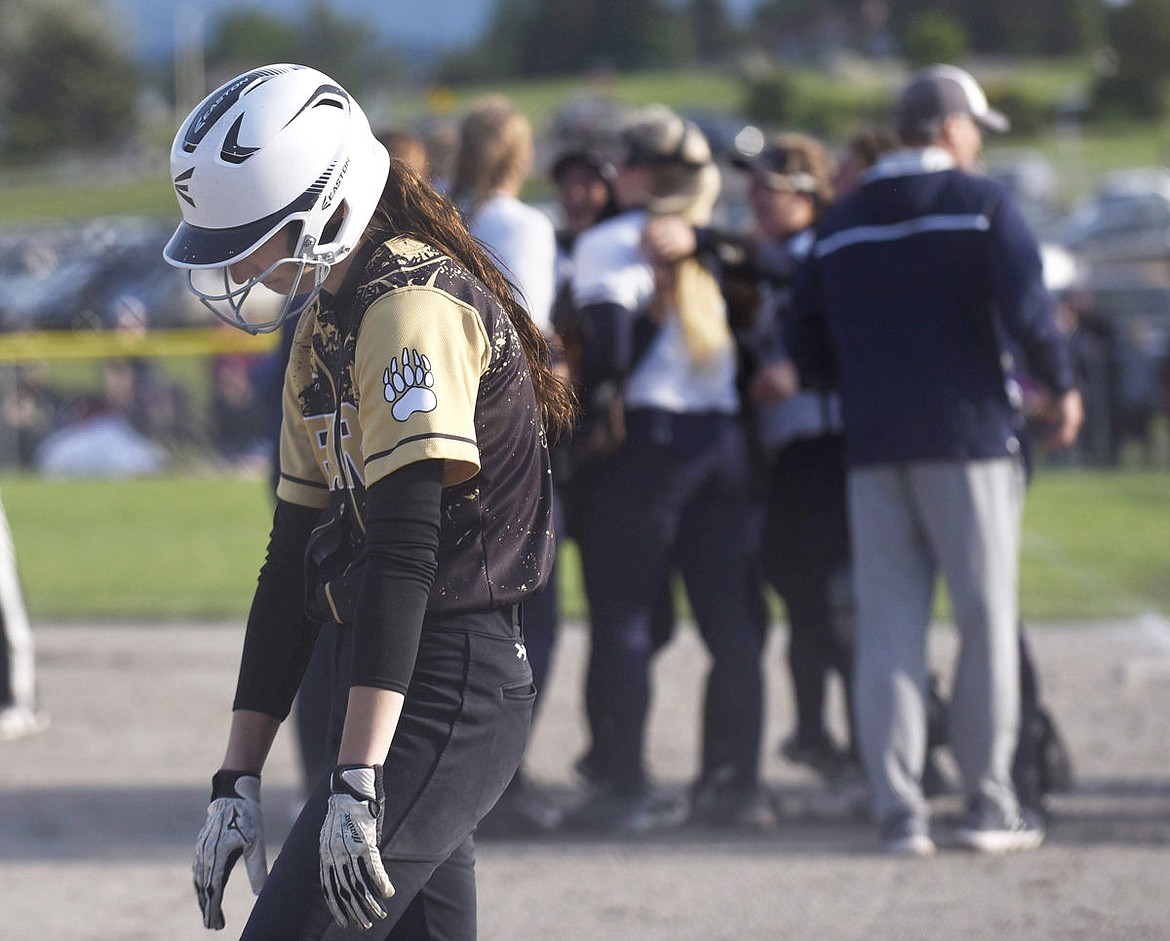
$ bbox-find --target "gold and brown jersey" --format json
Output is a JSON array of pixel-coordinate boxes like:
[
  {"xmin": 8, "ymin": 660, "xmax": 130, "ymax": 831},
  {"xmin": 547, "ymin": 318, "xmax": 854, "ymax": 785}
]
[{"xmin": 277, "ymin": 235, "xmax": 554, "ymax": 614}]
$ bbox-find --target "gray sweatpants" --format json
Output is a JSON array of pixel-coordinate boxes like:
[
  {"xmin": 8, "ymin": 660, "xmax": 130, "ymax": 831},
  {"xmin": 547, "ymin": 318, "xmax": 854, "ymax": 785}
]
[{"xmin": 848, "ymin": 458, "xmax": 1025, "ymax": 824}]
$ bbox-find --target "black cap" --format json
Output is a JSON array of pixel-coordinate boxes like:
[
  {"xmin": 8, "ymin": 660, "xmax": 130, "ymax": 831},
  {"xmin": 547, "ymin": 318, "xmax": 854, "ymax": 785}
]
[
  {"xmin": 896, "ymin": 65, "xmax": 1010, "ymax": 137},
  {"xmin": 551, "ymin": 148, "xmax": 617, "ymax": 185}
]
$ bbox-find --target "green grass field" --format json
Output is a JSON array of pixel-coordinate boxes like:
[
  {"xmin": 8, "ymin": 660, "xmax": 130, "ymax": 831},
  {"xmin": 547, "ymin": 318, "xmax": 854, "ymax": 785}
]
[
  {"xmin": 1, "ymin": 469, "xmax": 1165, "ymax": 623},
  {"xmin": 1, "ymin": 475, "xmax": 275, "ymax": 619},
  {"xmin": 0, "ymin": 60, "xmax": 1167, "ymax": 624}
]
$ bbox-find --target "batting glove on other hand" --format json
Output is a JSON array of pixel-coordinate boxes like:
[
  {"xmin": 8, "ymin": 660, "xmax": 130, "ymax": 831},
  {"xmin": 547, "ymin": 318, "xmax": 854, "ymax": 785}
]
[
  {"xmin": 320, "ymin": 763, "xmax": 395, "ymax": 930},
  {"xmin": 193, "ymin": 770, "xmax": 268, "ymax": 930}
]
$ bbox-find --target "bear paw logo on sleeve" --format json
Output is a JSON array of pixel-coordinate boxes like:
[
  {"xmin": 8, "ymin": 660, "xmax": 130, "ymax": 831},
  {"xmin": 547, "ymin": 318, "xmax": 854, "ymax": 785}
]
[{"xmin": 383, "ymin": 347, "xmax": 438, "ymax": 421}]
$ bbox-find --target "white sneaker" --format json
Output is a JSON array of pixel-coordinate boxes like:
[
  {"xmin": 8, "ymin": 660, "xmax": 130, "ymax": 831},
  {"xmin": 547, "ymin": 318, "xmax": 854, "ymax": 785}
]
[
  {"xmin": 954, "ymin": 802, "xmax": 1046, "ymax": 853},
  {"xmin": 0, "ymin": 705, "xmax": 49, "ymax": 742}
]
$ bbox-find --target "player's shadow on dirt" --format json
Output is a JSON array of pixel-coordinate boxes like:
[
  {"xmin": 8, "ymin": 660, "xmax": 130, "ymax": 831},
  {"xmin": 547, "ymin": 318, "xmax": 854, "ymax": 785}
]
[
  {"xmin": 0, "ymin": 785, "xmax": 302, "ymax": 862},
  {"xmin": 475, "ymin": 782, "xmax": 880, "ymax": 851},
  {"xmin": 473, "ymin": 779, "xmax": 1170, "ymax": 852},
  {"xmin": 1039, "ymin": 776, "xmax": 1170, "ymax": 847},
  {"xmin": 6, "ymin": 777, "xmax": 1166, "ymax": 862}
]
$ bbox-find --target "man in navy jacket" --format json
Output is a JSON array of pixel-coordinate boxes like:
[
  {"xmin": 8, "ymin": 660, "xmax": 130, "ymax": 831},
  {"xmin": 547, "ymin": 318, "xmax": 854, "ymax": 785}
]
[{"xmin": 788, "ymin": 65, "xmax": 1082, "ymax": 855}]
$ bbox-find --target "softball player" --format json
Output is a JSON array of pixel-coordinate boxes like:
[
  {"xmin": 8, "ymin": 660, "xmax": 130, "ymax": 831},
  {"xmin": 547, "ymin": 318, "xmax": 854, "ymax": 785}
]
[
  {"xmin": 564, "ymin": 108, "xmax": 771, "ymax": 831},
  {"xmin": 163, "ymin": 64, "xmax": 573, "ymax": 938}
]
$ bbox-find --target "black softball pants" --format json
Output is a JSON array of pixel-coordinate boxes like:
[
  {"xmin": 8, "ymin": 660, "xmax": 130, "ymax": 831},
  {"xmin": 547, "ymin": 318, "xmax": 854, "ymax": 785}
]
[
  {"xmin": 582, "ymin": 409, "xmax": 769, "ymax": 795},
  {"xmin": 759, "ymin": 433, "xmax": 857, "ymax": 754},
  {"xmin": 240, "ymin": 608, "xmax": 535, "ymax": 941}
]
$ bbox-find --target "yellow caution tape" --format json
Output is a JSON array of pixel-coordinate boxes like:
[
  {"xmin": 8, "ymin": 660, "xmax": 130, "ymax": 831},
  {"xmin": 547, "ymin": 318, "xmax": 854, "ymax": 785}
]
[{"xmin": 0, "ymin": 327, "xmax": 279, "ymax": 362}]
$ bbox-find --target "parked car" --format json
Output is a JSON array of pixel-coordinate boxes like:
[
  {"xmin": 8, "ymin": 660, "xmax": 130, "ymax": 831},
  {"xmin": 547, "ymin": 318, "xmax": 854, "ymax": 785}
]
[
  {"xmin": 984, "ymin": 148, "xmax": 1063, "ymax": 239},
  {"xmin": 0, "ymin": 218, "xmax": 207, "ymax": 332},
  {"xmin": 1056, "ymin": 167, "xmax": 1170, "ymax": 272},
  {"xmin": 1059, "ymin": 275, "xmax": 1170, "ymax": 465},
  {"xmin": 682, "ymin": 109, "xmax": 755, "ymax": 161}
]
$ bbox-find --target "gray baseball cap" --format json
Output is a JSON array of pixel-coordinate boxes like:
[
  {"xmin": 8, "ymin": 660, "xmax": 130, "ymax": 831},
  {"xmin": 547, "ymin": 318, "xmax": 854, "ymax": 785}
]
[
  {"xmin": 895, "ymin": 65, "xmax": 1010, "ymax": 135},
  {"xmin": 620, "ymin": 106, "xmax": 712, "ymax": 170}
]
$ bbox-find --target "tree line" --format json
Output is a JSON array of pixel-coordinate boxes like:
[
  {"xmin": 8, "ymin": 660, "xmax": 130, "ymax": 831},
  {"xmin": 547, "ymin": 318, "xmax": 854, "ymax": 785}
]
[
  {"xmin": 449, "ymin": 0, "xmax": 1104, "ymax": 79},
  {"xmin": 1, "ymin": 0, "xmax": 1169, "ymax": 163}
]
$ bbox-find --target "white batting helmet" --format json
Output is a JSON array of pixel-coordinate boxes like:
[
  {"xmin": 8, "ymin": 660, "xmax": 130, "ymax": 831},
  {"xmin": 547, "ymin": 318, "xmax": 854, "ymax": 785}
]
[{"xmin": 163, "ymin": 64, "xmax": 390, "ymax": 333}]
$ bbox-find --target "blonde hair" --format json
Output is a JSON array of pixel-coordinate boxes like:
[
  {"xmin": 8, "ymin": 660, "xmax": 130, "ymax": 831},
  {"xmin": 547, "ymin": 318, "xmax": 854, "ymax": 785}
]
[
  {"xmin": 668, "ymin": 165, "xmax": 731, "ymax": 365},
  {"xmin": 450, "ymin": 96, "xmax": 533, "ymax": 215},
  {"xmin": 626, "ymin": 106, "xmax": 715, "ymax": 215},
  {"xmin": 631, "ymin": 113, "xmax": 731, "ymax": 366}
]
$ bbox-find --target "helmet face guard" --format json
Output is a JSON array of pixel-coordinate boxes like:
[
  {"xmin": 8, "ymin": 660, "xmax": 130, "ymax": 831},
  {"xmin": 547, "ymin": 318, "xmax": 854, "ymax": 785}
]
[
  {"xmin": 163, "ymin": 64, "xmax": 390, "ymax": 333},
  {"xmin": 185, "ymin": 256, "xmax": 327, "ymax": 335}
]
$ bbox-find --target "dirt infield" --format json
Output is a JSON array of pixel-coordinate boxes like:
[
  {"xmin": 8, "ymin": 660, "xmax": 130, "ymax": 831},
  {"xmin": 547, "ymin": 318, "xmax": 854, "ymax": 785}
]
[{"xmin": 1, "ymin": 617, "xmax": 1168, "ymax": 940}]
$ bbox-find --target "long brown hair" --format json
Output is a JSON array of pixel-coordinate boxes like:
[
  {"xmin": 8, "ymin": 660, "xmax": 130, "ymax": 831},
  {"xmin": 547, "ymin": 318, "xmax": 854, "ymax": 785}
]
[{"xmin": 365, "ymin": 157, "xmax": 576, "ymax": 438}]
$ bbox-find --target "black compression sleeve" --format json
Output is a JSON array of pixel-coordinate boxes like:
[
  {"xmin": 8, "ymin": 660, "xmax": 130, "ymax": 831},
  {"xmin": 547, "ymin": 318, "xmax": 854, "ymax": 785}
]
[
  {"xmin": 577, "ymin": 300, "xmax": 633, "ymax": 386},
  {"xmin": 233, "ymin": 499, "xmax": 321, "ymax": 718},
  {"xmin": 577, "ymin": 300, "xmax": 666, "ymax": 387},
  {"xmin": 349, "ymin": 460, "xmax": 443, "ymax": 694}
]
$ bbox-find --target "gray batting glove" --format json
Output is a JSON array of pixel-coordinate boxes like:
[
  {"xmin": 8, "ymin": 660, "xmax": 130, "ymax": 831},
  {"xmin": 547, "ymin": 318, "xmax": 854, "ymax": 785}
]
[
  {"xmin": 319, "ymin": 763, "xmax": 395, "ymax": 930},
  {"xmin": 193, "ymin": 770, "xmax": 268, "ymax": 930}
]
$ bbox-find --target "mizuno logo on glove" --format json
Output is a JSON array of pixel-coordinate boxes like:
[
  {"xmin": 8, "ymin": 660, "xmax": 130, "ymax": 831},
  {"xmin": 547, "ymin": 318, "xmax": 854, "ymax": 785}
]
[
  {"xmin": 319, "ymin": 763, "xmax": 396, "ymax": 930},
  {"xmin": 343, "ymin": 811, "xmax": 364, "ymax": 844},
  {"xmin": 192, "ymin": 770, "xmax": 268, "ymax": 931}
]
